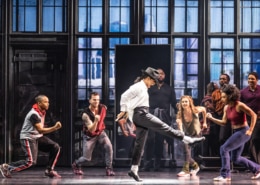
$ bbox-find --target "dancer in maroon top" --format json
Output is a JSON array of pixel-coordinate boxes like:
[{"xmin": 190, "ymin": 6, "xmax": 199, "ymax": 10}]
[{"xmin": 207, "ymin": 84, "xmax": 260, "ymax": 181}]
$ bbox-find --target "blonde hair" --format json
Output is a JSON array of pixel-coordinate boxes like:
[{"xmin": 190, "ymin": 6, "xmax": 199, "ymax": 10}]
[{"xmin": 176, "ymin": 95, "xmax": 199, "ymax": 119}]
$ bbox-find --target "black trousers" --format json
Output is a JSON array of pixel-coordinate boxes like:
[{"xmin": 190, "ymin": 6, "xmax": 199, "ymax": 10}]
[{"xmin": 131, "ymin": 107, "xmax": 184, "ymax": 165}]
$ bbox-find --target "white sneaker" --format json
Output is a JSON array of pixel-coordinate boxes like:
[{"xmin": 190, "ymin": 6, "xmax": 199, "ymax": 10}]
[
  {"xmin": 213, "ymin": 176, "xmax": 231, "ymax": 181},
  {"xmin": 190, "ymin": 167, "xmax": 200, "ymax": 176},
  {"xmin": 251, "ymin": 171, "xmax": 260, "ymax": 179},
  {"xmin": 182, "ymin": 136, "xmax": 205, "ymax": 145},
  {"xmin": 177, "ymin": 171, "xmax": 190, "ymax": 177}
]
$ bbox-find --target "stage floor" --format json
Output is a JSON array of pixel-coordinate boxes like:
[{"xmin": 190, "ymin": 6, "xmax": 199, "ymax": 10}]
[{"xmin": 1, "ymin": 167, "xmax": 260, "ymax": 185}]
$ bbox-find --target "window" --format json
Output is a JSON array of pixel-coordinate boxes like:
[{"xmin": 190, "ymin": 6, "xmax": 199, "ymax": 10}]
[
  {"xmin": 12, "ymin": 0, "xmax": 67, "ymax": 32},
  {"xmin": 78, "ymin": 0, "xmax": 103, "ymax": 32},
  {"xmin": 77, "ymin": 0, "xmax": 132, "ymax": 107},
  {"xmin": 144, "ymin": 0, "xmax": 169, "ymax": 32},
  {"xmin": 210, "ymin": 38, "xmax": 234, "ymax": 84},
  {"xmin": 77, "ymin": 37, "xmax": 102, "ymax": 108},
  {"xmin": 42, "ymin": 0, "xmax": 67, "ymax": 32},
  {"xmin": 174, "ymin": 38, "xmax": 199, "ymax": 99},
  {"xmin": 108, "ymin": 37, "xmax": 130, "ymax": 101},
  {"xmin": 174, "ymin": 0, "xmax": 199, "ymax": 32},
  {"xmin": 240, "ymin": 0, "xmax": 260, "ymax": 33},
  {"xmin": 12, "ymin": 0, "xmax": 37, "ymax": 32},
  {"xmin": 210, "ymin": 0, "xmax": 234, "ymax": 33},
  {"xmin": 240, "ymin": 38, "xmax": 260, "ymax": 88},
  {"xmin": 109, "ymin": 0, "xmax": 130, "ymax": 32}
]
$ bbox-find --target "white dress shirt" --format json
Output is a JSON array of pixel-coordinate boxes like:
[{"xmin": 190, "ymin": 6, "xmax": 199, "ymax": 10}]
[{"xmin": 120, "ymin": 80, "xmax": 149, "ymax": 121}]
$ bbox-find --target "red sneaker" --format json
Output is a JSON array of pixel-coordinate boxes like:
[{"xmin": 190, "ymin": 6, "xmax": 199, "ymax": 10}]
[
  {"xmin": 72, "ymin": 162, "xmax": 84, "ymax": 175},
  {"xmin": 106, "ymin": 167, "xmax": 115, "ymax": 176}
]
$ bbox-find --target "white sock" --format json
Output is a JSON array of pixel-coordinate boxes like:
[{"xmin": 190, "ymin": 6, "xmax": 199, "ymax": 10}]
[{"xmin": 131, "ymin": 165, "xmax": 138, "ymax": 174}]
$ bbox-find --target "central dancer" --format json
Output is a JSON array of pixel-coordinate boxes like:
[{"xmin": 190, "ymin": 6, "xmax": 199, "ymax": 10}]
[{"xmin": 116, "ymin": 67, "xmax": 205, "ymax": 182}]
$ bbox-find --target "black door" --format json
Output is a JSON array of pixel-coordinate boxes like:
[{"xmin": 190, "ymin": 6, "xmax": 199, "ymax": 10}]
[{"xmin": 12, "ymin": 49, "xmax": 66, "ymax": 165}]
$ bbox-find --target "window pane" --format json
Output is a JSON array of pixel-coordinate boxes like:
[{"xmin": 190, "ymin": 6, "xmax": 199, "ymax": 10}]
[
  {"xmin": 109, "ymin": 1, "xmax": 130, "ymax": 32},
  {"xmin": 210, "ymin": 38, "xmax": 234, "ymax": 83},
  {"xmin": 144, "ymin": 0, "xmax": 169, "ymax": 32},
  {"xmin": 240, "ymin": 38, "xmax": 260, "ymax": 88},
  {"xmin": 108, "ymin": 37, "xmax": 130, "ymax": 101},
  {"xmin": 240, "ymin": 0, "xmax": 260, "ymax": 33},
  {"xmin": 55, "ymin": 7, "xmax": 65, "ymax": 31},
  {"xmin": 174, "ymin": 0, "xmax": 198, "ymax": 33},
  {"xmin": 12, "ymin": 0, "xmax": 37, "ymax": 32},
  {"xmin": 144, "ymin": 37, "xmax": 169, "ymax": 44},
  {"xmin": 42, "ymin": 0, "xmax": 67, "ymax": 32},
  {"xmin": 187, "ymin": 52, "xmax": 198, "ymax": 63},
  {"xmin": 25, "ymin": 7, "xmax": 36, "ymax": 31},
  {"xmin": 210, "ymin": 7, "xmax": 222, "ymax": 32},
  {"xmin": 223, "ymin": 7, "xmax": 234, "ymax": 32},
  {"xmin": 78, "ymin": 1, "xmax": 103, "ymax": 32},
  {"xmin": 187, "ymin": 7, "xmax": 198, "ymax": 32},
  {"xmin": 174, "ymin": 38, "xmax": 199, "ymax": 99},
  {"xmin": 174, "ymin": 8, "xmax": 185, "ymax": 32},
  {"xmin": 187, "ymin": 38, "xmax": 198, "ymax": 49},
  {"xmin": 77, "ymin": 37, "xmax": 102, "ymax": 106},
  {"xmin": 187, "ymin": 64, "xmax": 198, "ymax": 74},
  {"xmin": 210, "ymin": 0, "xmax": 234, "ymax": 33},
  {"xmin": 43, "ymin": 7, "xmax": 54, "ymax": 31},
  {"xmin": 144, "ymin": 9, "xmax": 157, "ymax": 32},
  {"xmin": 157, "ymin": 7, "xmax": 168, "ymax": 32}
]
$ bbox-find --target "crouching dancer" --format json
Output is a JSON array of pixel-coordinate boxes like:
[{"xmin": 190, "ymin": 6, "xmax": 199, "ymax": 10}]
[
  {"xmin": 0, "ymin": 95, "xmax": 62, "ymax": 178},
  {"xmin": 116, "ymin": 67, "xmax": 205, "ymax": 182},
  {"xmin": 72, "ymin": 92, "xmax": 115, "ymax": 176}
]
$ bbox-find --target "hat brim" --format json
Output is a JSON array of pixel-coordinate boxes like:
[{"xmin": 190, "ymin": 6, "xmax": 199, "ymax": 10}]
[{"xmin": 142, "ymin": 70, "xmax": 159, "ymax": 85}]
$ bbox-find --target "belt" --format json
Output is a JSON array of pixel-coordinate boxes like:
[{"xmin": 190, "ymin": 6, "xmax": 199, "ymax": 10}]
[{"xmin": 134, "ymin": 106, "xmax": 149, "ymax": 112}]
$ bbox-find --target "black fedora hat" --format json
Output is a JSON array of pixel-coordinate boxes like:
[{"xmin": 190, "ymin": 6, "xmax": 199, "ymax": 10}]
[{"xmin": 142, "ymin": 67, "xmax": 159, "ymax": 85}]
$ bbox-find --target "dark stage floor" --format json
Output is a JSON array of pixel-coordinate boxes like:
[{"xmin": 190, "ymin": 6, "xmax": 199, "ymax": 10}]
[{"xmin": 1, "ymin": 167, "xmax": 260, "ymax": 185}]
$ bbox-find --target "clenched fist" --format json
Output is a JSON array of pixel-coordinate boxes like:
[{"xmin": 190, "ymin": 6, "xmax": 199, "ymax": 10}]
[
  {"xmin": 55, "ymin": 121, "xmax": 62, "ymax": 130},
  {"xmin": 95, "ymin": 115, "xmax": 100, "ymax": 122},
  {"xmin": 206, "ymin": 113, "xmax": 213, "ymax": 119}
]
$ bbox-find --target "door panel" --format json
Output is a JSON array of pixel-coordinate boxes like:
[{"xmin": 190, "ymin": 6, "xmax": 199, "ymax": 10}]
[{"xmin": 12, "ymin": 50, "xmax": 65, "ymax": 165}]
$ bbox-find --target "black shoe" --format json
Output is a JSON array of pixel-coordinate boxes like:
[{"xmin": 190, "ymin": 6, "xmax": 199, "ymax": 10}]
[{"xmin": 128, "ymin": 170, "xmax": 142, "ymax": 182}]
